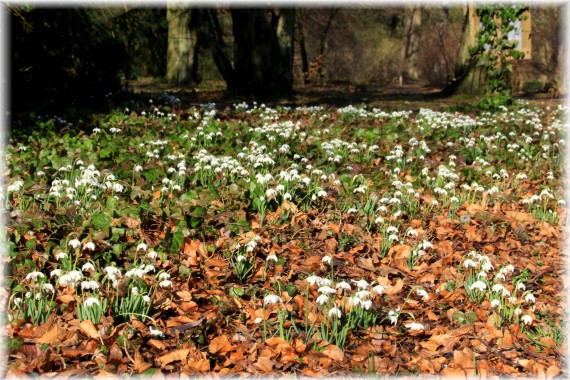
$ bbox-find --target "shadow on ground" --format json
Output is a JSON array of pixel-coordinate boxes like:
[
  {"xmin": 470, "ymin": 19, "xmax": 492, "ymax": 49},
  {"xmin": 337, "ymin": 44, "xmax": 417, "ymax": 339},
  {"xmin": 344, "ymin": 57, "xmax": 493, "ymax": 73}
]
[{"xmin": 127, "ymin": 78, "xmax": 565, "ymax": 112}]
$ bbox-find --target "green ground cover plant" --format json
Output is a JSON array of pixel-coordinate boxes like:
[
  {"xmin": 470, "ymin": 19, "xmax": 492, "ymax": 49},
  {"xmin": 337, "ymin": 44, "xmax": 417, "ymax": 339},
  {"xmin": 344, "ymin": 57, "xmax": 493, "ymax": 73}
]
[{"xmin": 2, "ymin": 98, "xmax": 566, "ymax": 377}]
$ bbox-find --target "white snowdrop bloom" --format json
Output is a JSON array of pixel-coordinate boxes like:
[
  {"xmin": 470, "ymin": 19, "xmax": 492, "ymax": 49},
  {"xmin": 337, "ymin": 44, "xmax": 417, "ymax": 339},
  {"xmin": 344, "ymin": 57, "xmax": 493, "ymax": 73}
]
[
  {"xmin": 82, "ymin": 262, "xmax": 95, "ymax": 272},
  {"xmin": 147, "ymin": 250, "xmax": 158, "ymax": 260},
  {"xmin": 322, "ymin": 255, "xmax": 333, "ymax": 264},
  {"xmin": 470, "ymin": 281, "xmax": 487, "ymax": 292},
  {"xmin": 361, "ymin": 299, "xmax": 373, "ymax": 310},
  {"xmin": 306, "ymin": 275, "xmax": 322, "ymax": 286},
  {"xmin": 143, "ymin": 295, "xmax": 151, "ymax": 303},
  {"xmin": 319, "ymin": 278, "xmax": 333, "ymax": 287},
  {"xmin": 480, "ymin": 260, "xmax": 494, "ymax": 272},
  {"xmin": 159, "ymin": 280, "xmax": 172, "ymax": 288},
  {"xmin": 236, "ymin": 255, "xmax": 247, "ymax": 263},
  {"xmin": 386, "ymin": 226, "xmax": 398, "ymax": 234},
  {"xmin": 317, "ymin": 190, "xmax": 327, "ymax": 197},
  {"xmin": 318, "ymin": 286, "xmax": 337, "ymax": 295},
  {"xmin": 54, "ymin": 251, "xmax": 66, "ymax": 262},
  {"xmin": 149, "ymin": 326, "xmax": 164, "ymax": 337},
  {"xmin": 158, "ymin": 272, "xmax": 170, "ymax": 281},
  {"xmin": 266, "ymin": 254, "xmax": 278, "ymax": 262},
  {"xmin": 405, "ymin": 322, "xmax": 424, "ymax": 331},
  {"xmin": 356, "ymin": 290, "xmax": 371, "ymax": 299},
  {"xmin": 50, "ymin": 269, "xmax": 62, "ymax": 278},
  {"xmin": 463, "ymin": 259, "xmax": 477, "ymax": 269},
  {"xmin": 131, "ymin": 287, "xmax": 139, "ymax": 296},
  {"xmin": 316, "ymin": 294, "xmax": 329, "ymax": 305},
  {"xmin": 373, "ymin": 285, "xmax": 386, "ymax": 295},
  {"xmin": 352, "ymin": 279, "xmax": 370, "ymax": 289},
  {"xmin": 112, "ymin": 183, "xmax": 124, "ymax": 193},
  {"xmin": 521, "ymin": 315, "xmax": 533, "ymax": 325},
  {"xmin": 354, "ymin": 186, "xmax": 366, "ymax": 194},
  {"xmin": 69, "ymin": 239, "xmax": 81, "ymax": 249},
  {"xmin": 25, "ymin": 271, "xmax": 45, "ymax": 281},
  {"xmin": 336, "ymin": 281, "xmax": 351, "ymax": 290},
  {"xmin": 375, "ymin": 216, "xmax": 384, "ymax": 224},
  {"xmin": 265, "ymin": 188, "xmax": 277, "ymax": 200},
  {"xmin": 275, "ymin": 184, "xmax": 285, "ymax": 192},
  {"xmin": 406, "ymin": 229, "xmax": 418, "ymax": 238},
  {"xmin": 134, "ymin": 165, "xmax": 143, "ymax": 172},
  {"xmin": 283, "ymin": 192, "xmax": 292, "ymax": 200},
  {"xmin": 347, "ymin": 208, "xmax": 358, "ymax": 213},
  {"xmin": 387, "ymin": 309, "xmax": 399, "ymax": 325},
  {"xmin": 81, "ymin": 280, "xmax": 100, "ymax": 290},
  {"xmin": 42, "ymin": 283, "xmax": 55, "ymax": 293},
  {"xmin": 524, "ymin": 293, "xmax": 535, "ymax": 303},
  {"xmin": 504, "ymin": 264, "xmax": 515, "ymax": 273},
  {"xmin": 416, "ymin": 289, "xmax": 429, "ymax": 301},
  {"xmin": 263, "ymin": 294, "xmax": 282, "ymax": 305},
  {"xmin": 84, "ymin": 297, "xmax": 101, "ymax": 307},
  {"xmin": 490, "ymin": 299, "xmax": 501, "ymax": 308},
  {"xmin": 137, "ymin": 243, "xmax": 148, "ymax": 252},
  {"xmin": 388, "ymin": 234, "xmax": 399, "ymax": 242},
  {"xmin": 328, "ymin": 307, "xmax": 342, "ymax": 318},
  {"xmin": 104, "ymin": 266, "xmax": 121, "ymax": 278},
  {"xmin": 491, "ymin": 284, "xmax": 505, "ymax": 293},
  {"xmin": 83, "ymin": 241, "xmax": 96, "ymax": 251},
  {"xmin": 421, "ymin": 240, "xmax": 433, "ymax": 250},
  {"xmin": 516, "ymin": 282, "xmax": 526, "ymax": 291}
]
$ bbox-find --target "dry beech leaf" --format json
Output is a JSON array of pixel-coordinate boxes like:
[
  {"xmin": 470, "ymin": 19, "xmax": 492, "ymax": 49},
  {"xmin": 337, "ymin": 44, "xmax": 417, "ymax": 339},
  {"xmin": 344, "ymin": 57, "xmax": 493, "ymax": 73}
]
[
  {"xmin": 322, "ymin": 344, "xmax": 344, "ymax": 362},
  {"xmin": 134, "ymin": 351, "xmax": 152, "ymax": 373},
  {"xmin": 36, "ymin": 325, "xmax": 67, "ymax": 344},
  {"xmin": 158, "ymin": 348, "xmax": 190, "ymax": 366},
  {"xmin": 253, "ymin": 356, "xmax": 274, "ymax": 373},
  {"xmin": 209, "ymin": 335, "xmax": 235, "ymax": 354},
  {"xmin": 383, "ymin": 278, "xmax": 404, "ymax": 295},
  {"xmin": 79, "ymin": 320, "xmax": 100, "ymax": 339}
]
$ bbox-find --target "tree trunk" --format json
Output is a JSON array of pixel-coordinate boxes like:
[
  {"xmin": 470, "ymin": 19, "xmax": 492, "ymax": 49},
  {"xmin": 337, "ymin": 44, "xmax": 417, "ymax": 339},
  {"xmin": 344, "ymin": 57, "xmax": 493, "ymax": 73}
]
[
  {"xmin": 166, "ymin": 4, "xmax": 196, "ymax": 86},
  {"xmin": 297, "ymin": 9, "xmax": 310, "ymax": 84},
  {"xmin": 231, "ymin": 9, "xmax": 295, "ymax": 95},
  {"xmin": 443, "ymin": 3, "xmax": 486, "ymax": 95},
  {"xmin": 399, "ymin": 6, "xmax": 422, "ymax": 85},
  {"xmin": 195, "ymin": 9, "xmax": 236, "ymax": 89}
]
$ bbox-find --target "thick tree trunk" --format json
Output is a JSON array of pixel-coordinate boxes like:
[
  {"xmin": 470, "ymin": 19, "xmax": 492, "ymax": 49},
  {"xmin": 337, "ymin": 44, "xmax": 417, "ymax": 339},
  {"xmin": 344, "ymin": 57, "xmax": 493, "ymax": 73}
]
[
  {"xmin": 443, "ymin": 3, "xmax": 486, "ymax": 96},
  {"xmin": 399, "ymin": 6, "xmax": 422, "ymax": 85},
  {"xmin": 297, "ymin": 9, "xmax": 310, "ymax": 84},
  {"xmin": 231, "ymin": 9, "xmax": 295, "ymax": 95},
  {"xmin": 166, "ymin": 4, "xmax": 196, "ymax": 86}
]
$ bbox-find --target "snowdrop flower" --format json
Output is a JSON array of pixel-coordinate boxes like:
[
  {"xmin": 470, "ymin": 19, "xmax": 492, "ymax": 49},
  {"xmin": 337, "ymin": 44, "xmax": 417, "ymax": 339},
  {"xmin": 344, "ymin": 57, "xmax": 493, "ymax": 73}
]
[
  {"xmin": 361, "ymin": 299, "xmax": 373, "ymax": 310},
  {"xmin": 470, "ymin": 281, "xmax": 487, "ymax": 292},
  {"xmin": 524, "ymin": 293, "xmax": 535, "ymax": 303},
  {"xmin": 354, "ymin": 186, "xmax": 366, "ymax": 194},
  {"xmin": 322, "ymin": 255, "xmax": 333, "ymax": 265},
  {"xmin": 521, "ymin": 315, "xmax": 533, "ymax": 325},
  {"xmin": 490, "ymin": 299, "xmax": 501, "ymax": 308},
  {"xmin": 318, "ymin": 286, "xmax": 337, "ymax": 295},
  {"xmin": 83, "ymin": 241, "xmax": 96, "ymax": 251},
  {"xmin": 492, "ymin": 284, "xmax": 505, "ymax": 293},
  {"xmin": 84, "ymin": 297, "xmax": 101, "ymax": 307},
  {"xmin": 147, "ymin": 250, "xmax": 158, "ymax": 260},
  {"xmin": 328, "ymin": 307, "xmax": 342, "ymax": 318},
  {"xmin": 305, "ymin": 275, "xmax": 321, "ymax": 286},
  {"xmin": 25, "ymin": 271, "xmax": 45, "ymax": 281},
  {"xmin": 137, "ymin": 243, "xmax": 148, "ymax": 252},
  {"xmin": 143, "ymin": 295, "xmax": 151, "ymax": 303},
  {"xmin": 81, "ymin": 280, "xmax": 100, "ymax": 290},
  {"xmin": 416, "ymin": 289, "xmax": 429, "ymax": 301},
  {"xmin": 69, "ymin": 239, "xmax": 81, "ymax": 249},
  {"xmin": 316, "ymin": 294, "xmax": 329, "ymax": 305},
  {"xmin": 266, "ymin": 254, "xmax": 278, "ymax": 262},
  {"xmin": 352, "ymin": 279, "xmax": 370, "ymax": 289},
  {"xmin": 388, "ymin": 234, "xmax": 399, "ymax": 242},
  {"xmin": 387, "ymin": 309, "xmax": 399, "ymax": 325},
  {"xmin": 159, "ymin": 280, "xmax": 172, "ymax": 288},
  {"xmin": 463, "ymin": 259, "xmax": 477, "ymax": 269},
  {"xmin": 134, "ymin": 165, "xmax": 143, "ymax": 172},
  {"xmin": 356, "ymin": 290, "xmax": 371, "ymax": 299},
  {"xmin": 50, "ymin": 269, "xmax": 62, "ymax": 278},
  {"xmin": 336, "ymin": 281, "xmax": 351, "ymax": 290},
  {"xmin": 406, "ymin": 229, "xmax": 418, "ymax": 238},
  {"xmin": 42, "ymin": 283, "xmax": 55, "ymax": 293},
  {"xmin": 405, "ymin": 322, "xmax": 424, "ymax": 331},
  {"xmin": 373, "ymin": 285, "xmax": 386, "ymax": 295},
  {"xmin": 236, "ymin": 255, "xmax": 247, "ymax": 263},
  {"xmin": 82, "ymin": 262, "xmax": 95, "ymax": 272},
  {"xmin": 263, "ymin": 294, "xmax": 282, "ymax": 305},
  {"xmin": 149, "ymin": 326, "xmax": 164, "ymax": 337},
  {"xmin": 158, "ymin": 272, "xmax": 170, "ymax": 281}
]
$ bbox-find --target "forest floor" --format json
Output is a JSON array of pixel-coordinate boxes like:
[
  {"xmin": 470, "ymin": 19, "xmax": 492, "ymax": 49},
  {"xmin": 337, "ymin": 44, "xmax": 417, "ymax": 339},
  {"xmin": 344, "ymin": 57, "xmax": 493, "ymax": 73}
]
[
  {"xmin": 3, "ymin": 81, "xmax": 567, "ymax": 378},
  {"xmin": 127, "ymin": 78, "xmax": 565, "ymax": 111}
]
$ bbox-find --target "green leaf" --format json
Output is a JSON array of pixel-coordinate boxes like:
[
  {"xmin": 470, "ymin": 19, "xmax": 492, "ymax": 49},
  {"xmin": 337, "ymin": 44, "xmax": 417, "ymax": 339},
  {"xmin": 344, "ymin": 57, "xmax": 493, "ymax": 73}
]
[
  {"xmin": 171, "ymin": 231, "xmax": 184, "ymax": 252},
  {"xmin": 91, "ymin": 212, "xmax": 112, "ymax": 231}
]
